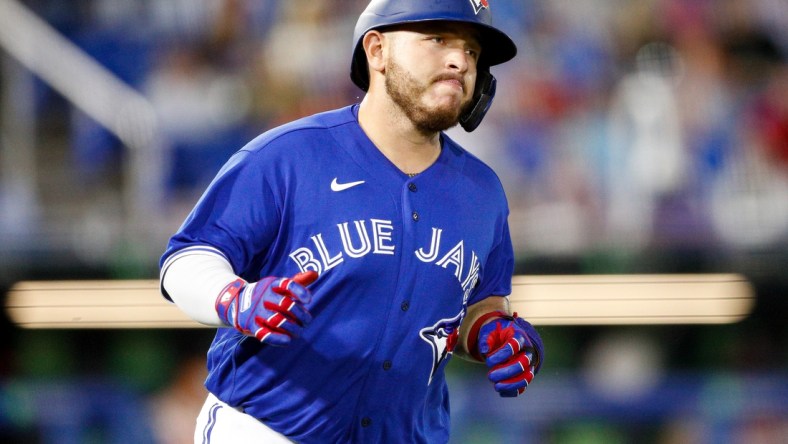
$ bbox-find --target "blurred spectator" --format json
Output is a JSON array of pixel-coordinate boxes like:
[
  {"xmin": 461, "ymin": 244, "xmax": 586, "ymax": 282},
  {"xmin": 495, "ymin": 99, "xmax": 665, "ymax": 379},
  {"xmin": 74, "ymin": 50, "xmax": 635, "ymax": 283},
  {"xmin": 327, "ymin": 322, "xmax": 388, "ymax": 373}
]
[
  {"xmin": 145, "ymin": 42, "xmax": 254, "ymax": 193},
  {"xmin": 147, "ymin": 355, "xmax": 208, "ymax": 444},
  {"xmin": 143, "ymin": 0, "xmax": 273, "ymax": 195},
  {"xmin": 251, "ymin": 0, "xmax": 360, "ymax": 125}
]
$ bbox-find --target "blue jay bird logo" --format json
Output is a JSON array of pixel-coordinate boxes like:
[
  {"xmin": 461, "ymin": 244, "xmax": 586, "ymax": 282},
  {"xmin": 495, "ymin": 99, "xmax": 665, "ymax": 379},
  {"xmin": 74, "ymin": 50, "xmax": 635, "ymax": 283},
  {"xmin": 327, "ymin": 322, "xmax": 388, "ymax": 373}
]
[
  {"xmin": 469, "ymin": 0, "xmax": 490, "ymax": 15},
  {"xmin": 419, "ymin": 311, "xmax": 465, "ymax": 385}
]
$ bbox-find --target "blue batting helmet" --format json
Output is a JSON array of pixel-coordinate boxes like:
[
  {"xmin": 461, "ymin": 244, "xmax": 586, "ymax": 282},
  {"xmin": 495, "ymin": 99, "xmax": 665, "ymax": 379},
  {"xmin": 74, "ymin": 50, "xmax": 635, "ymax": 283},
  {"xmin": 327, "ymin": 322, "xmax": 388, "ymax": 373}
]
[{"xmin": 350, "ymin": 0, "xmax": 518, "ymax": 91}]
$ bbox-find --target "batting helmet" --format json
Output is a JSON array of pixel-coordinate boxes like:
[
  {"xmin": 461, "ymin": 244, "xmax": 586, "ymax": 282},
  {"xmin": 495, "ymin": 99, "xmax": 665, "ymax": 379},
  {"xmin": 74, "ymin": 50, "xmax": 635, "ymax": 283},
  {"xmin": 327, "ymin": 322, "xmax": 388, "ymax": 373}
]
[
  {"xmin": 350, "ymin": 0, "xmax": 517, "ymax": 91},
  {"xmin": 349, "ymin": 0, "xmax": 517, "ymax": 131}
]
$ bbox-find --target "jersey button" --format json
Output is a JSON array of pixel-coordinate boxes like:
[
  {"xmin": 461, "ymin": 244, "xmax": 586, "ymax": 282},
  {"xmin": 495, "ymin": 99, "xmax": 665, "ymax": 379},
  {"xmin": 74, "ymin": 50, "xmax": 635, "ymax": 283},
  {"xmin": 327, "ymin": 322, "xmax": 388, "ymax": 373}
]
[
  {"xmin": 383, "ymin": 360, "xmax": 392, "ymax": 371},
  {"xmin": 408, "ymin": 183, "xmax": 417, "ymax": 192},
  {"xmin": 412, "ymin": 211, "xmax": 419, "ymax": 221},
  {"xmin": 361, "ymin": 417, "xmax": 372, "ymax": 428},
  {"xmin": 401, "ymin": 301, "xmax": 410, "ymax": 311}
]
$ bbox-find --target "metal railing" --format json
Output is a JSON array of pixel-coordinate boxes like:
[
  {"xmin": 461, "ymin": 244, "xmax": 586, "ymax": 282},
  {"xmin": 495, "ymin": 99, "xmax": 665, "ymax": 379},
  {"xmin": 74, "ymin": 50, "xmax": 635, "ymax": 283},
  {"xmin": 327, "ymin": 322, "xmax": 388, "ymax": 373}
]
[{"xmin": 0, "ymin": 0, "xmax": 167, "ymax": 267}]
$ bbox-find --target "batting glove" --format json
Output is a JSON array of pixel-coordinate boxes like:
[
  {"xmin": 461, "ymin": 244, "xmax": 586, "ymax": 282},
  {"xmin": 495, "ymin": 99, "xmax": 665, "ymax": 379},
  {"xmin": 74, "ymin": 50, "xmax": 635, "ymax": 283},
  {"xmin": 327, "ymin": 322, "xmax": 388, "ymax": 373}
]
[
  {"xmin": 469, "ymin": 311, "xmax": 543, "ymax": 397},
  {"xmin": 215, "ymin": 271, "xmax": 318, "ymax": 346}
]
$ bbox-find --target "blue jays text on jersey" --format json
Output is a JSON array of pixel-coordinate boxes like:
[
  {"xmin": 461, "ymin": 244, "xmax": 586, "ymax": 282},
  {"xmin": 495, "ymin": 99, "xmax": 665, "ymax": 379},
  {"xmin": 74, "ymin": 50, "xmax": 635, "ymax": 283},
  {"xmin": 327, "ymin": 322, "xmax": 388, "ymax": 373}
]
[
  {"xmin": 288, "ymin": 222, "xmax": 482, "ymax": 303},
  {"xmin": 160, "ymin": 104, "xmax": 515, "ymax": 443}
]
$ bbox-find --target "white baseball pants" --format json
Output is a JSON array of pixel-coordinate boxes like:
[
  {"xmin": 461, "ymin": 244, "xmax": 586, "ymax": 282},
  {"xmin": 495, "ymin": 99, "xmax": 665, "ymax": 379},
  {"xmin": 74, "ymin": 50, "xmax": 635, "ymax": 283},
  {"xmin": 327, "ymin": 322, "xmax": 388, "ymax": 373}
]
[{"xmin": 195, "ymin": 392, "xmax": 293, "ymax": 443}]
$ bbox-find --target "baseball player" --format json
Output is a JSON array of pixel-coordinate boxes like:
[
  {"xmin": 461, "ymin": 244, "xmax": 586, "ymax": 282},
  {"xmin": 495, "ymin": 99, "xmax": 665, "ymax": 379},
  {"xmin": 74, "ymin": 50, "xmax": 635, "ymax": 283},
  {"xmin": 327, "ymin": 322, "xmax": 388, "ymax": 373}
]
[{"xmin": 159, "ymin": 1, "xmax": 544, "ymax": 442}]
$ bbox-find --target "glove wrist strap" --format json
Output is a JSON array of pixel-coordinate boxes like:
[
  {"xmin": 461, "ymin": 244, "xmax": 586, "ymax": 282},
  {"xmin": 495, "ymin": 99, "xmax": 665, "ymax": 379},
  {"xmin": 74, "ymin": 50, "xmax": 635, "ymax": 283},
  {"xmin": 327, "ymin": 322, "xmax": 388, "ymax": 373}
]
[
  {"xmin": 215, "ymin": 278, "xmax": 246, "ymax": 327},
  {"xmin": 467, "ymin": 310, "xmax": 511, "ymax": 362}
]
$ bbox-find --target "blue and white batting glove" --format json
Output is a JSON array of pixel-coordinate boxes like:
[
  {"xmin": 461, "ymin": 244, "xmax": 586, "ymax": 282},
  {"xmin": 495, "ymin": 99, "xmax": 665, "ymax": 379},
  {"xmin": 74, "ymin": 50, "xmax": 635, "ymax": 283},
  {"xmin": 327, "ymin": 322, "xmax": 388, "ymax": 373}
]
[
  {"xmin": 469, "ymin": 311, "xmax": 543, "ymax": 397},
  {"xmin": 215, "ymin": 271, "xmax": 318, "ymax": 346}
]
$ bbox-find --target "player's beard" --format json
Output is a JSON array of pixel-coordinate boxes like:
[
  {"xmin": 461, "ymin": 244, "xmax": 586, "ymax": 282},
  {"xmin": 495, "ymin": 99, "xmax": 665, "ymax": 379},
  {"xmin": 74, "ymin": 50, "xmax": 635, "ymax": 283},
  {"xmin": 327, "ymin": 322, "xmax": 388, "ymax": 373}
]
[{"xmin": 385, "ymin": 57, "xmax": 471, "ymax": 134}]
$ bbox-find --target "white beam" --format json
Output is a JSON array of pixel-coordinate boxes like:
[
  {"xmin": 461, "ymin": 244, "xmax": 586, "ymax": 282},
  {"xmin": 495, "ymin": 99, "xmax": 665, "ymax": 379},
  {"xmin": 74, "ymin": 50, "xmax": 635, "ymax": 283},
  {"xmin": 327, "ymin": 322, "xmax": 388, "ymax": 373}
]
[{"xmin": 5, "ymin": 274, "xmax": 755, "ymax": 328}]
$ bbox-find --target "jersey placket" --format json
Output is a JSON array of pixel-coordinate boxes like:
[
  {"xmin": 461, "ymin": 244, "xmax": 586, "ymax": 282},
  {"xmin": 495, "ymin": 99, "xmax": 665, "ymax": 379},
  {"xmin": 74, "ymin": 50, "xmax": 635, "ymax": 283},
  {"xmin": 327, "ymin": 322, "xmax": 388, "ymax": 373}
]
[
  {"xmin": 334, "ymin": 113, "xmax": 459, "ymax": 440},
  {"xmin": 344, "ymin": 175, "xmax": 417, "ymax": 440}
]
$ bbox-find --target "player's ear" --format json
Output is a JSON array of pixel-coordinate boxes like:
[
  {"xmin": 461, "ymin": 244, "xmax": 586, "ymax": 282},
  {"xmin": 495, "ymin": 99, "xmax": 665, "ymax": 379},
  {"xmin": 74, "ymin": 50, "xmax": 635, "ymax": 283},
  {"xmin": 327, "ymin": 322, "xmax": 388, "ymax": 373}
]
[{"xmin": 362, "ymin": 30, "xmax": 386, "ymax": 77}]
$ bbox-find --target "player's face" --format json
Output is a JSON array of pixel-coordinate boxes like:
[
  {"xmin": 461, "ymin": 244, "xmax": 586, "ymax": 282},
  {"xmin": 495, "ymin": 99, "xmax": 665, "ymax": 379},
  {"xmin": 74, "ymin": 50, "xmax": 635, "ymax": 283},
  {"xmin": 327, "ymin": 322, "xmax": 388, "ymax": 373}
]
[{"xmin": 384, "ymin": 23, "xmax": 481, "ymax": 133}]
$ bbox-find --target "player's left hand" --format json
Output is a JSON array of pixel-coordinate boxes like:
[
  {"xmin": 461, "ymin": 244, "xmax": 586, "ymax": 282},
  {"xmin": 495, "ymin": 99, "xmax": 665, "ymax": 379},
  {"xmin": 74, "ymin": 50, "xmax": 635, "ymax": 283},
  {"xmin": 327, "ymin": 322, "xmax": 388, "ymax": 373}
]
[{"xmin": 477, "ymin": 313, "xmax": 543, "ymax": 397}]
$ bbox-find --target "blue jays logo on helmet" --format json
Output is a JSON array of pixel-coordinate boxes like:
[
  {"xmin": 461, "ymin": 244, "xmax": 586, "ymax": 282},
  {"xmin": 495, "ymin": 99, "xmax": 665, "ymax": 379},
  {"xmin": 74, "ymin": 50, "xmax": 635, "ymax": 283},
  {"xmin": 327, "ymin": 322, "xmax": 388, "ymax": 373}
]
[
  {"xmin": 419, "ymin": 311, "xmax": 465, "ymax": 385},
  {"xmin": 468, "ymin": 0, "xmax": 490, "ymax": 15}
]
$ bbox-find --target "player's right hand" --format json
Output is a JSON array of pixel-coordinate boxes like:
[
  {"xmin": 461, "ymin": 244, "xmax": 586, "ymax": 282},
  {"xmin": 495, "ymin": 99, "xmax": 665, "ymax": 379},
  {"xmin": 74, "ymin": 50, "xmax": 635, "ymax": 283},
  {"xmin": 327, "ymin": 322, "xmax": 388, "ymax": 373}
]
[{"xmin": 215, "ymin": 271, "xmax": 318, "ymax": 346}]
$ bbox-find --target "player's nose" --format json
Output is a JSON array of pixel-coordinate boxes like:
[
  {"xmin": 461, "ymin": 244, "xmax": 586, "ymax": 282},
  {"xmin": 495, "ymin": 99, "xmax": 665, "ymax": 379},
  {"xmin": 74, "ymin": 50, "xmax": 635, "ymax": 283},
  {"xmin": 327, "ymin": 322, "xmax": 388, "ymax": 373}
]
[{"xmin": 445, "ymin": 47, "xmax": 470, "ymax": 73}]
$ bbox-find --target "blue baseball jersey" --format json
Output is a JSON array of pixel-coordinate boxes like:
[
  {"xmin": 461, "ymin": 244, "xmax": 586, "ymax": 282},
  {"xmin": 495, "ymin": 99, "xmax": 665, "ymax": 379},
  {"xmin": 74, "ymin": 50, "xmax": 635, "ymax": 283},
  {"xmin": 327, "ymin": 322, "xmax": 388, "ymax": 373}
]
[{"xmin": 161, "ymin": 104, "xmax": 514, "ymax": 443}]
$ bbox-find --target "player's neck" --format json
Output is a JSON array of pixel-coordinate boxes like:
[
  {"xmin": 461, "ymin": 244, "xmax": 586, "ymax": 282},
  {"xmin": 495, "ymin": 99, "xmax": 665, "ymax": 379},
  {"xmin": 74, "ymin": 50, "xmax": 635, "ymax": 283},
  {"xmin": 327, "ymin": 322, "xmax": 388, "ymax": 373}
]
[{"xmin": 358, "ymin": 96, "xmax": 441, "ymax": 175}]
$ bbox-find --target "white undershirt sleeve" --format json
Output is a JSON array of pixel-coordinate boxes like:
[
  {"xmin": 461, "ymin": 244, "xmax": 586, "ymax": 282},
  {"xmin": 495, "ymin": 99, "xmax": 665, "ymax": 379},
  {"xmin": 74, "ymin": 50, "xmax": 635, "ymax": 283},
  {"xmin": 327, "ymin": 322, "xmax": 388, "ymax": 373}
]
[{"xmin": 160, "ymin": 246, "xmax": 243, "ymax": 326}]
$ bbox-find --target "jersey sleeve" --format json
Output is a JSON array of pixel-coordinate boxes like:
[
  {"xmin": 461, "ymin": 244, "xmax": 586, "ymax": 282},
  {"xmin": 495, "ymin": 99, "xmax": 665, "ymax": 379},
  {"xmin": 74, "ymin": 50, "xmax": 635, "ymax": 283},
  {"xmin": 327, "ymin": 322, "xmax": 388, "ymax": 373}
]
[
  {"xmin": 160, "ymin": 148, "xmax": 281, "ymax": 277},
  {"xmin": 467, "ymin": 208, "xmax": 514, "ymax": 306}
]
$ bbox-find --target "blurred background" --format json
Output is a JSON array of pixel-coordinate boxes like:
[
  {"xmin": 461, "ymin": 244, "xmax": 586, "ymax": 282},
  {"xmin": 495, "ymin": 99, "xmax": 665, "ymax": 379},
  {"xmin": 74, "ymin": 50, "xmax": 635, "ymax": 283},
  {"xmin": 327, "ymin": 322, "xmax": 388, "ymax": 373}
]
[{"xmin": 0, "ymin": 0, "xmax": 786, "ymax": 442}]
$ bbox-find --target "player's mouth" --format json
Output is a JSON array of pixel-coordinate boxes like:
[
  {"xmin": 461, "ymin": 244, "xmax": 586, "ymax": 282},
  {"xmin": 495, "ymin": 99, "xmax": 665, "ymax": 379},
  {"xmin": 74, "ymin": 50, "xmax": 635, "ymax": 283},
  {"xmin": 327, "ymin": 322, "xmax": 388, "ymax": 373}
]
[{"xmin": 433, "ymin": 75, "xmax": 465, "ymax": 92}]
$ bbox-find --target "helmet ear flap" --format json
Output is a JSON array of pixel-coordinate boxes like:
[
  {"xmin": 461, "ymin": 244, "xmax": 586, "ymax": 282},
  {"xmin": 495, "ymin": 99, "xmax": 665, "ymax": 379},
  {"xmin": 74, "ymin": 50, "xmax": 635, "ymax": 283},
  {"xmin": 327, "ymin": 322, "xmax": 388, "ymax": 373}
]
[
  {"xmin": 459, "ymin": 70, "xmax": 496, "ymax": 132},
  {"xmin": 351, "ymin": 44, "xmax": 370, "ymax": 92}
]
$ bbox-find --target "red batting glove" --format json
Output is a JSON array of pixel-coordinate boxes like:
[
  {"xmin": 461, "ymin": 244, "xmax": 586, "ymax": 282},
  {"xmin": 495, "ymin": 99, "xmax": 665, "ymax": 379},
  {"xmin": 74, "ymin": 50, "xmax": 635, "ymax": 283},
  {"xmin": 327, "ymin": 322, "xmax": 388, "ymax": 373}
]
[
  {"xmin": 216, "ymin": 271, "xmax": 318, "ymax": 346},
  {"xmin": 469, "ymin": 312, "xmax": 543, "ymax": 397}
]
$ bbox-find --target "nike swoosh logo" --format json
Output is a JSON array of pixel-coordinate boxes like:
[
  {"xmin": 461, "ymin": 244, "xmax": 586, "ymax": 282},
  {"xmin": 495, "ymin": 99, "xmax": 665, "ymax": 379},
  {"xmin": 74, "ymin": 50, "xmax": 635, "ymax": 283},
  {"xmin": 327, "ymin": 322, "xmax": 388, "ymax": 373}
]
[{"xmin": 331, "ymin": 178, "xmax": 365, "ymax": 192}]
